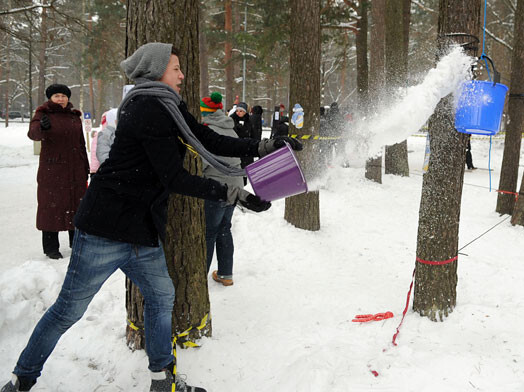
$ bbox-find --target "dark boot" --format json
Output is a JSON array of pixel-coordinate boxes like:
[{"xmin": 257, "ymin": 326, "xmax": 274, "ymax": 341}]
[
  {"xmin": 150, "ymin": 363, "xmax": 206, "ymax": 392},
  {"xmin": 42, "ymin": 232, "xmax": 61, "ymax": 259},
  {"xmin": 1, "ymin": 375, "xmax": 36, "ymax": 392}
]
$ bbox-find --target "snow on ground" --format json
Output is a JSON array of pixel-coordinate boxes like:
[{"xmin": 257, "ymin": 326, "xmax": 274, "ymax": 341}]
[{"xmin": 0, "ymin": 117, "xmax": 523, "ymax": 392}]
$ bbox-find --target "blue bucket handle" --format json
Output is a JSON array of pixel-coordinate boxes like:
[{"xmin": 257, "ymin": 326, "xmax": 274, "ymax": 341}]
[{"xmin": 478, "ymin": 55, "xmax": 500, "ymax": 85}]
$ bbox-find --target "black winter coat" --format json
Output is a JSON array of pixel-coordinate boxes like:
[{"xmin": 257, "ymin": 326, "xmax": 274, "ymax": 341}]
[
  {"xmin": 74, "ymin": 95, "xmax": 259, "ymax": 247},
  {"xmin": 230, "ymin": 112, "xmax": 254, "ymax": 168}
]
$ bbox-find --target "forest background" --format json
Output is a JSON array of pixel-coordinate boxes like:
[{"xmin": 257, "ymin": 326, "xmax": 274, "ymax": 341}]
[{"xmin": 0, "ymin": 0, "xmax": 517, "ymax": 126}]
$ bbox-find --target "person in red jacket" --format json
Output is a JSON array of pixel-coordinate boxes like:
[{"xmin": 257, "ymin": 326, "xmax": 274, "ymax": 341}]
[{"xmin": 27, "ymin": 84, "xmax": 89, "ymax": 260}]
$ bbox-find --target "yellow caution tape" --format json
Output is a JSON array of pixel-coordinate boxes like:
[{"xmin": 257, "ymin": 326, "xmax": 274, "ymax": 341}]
[
  {"xmin": 177, "ymin": 136, "xmax": 199, "ymax": 156},
  {"xmin": 127, "ymin": 312, "xmax": 209, "ymax": 388}
]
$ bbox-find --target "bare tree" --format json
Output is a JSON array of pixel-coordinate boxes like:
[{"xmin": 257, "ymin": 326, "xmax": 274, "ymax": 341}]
[
  {"xmin": 284, "ymin": 0, "xmax": 321, "ymax": 231},
  {"xmin": 413, "ymin": 0, "xmax": 481, "ymax": 322},
  {"xmin": 125, "ymin": 0, "xmax": 211, "ymax": 350},
  {"xmin": 496, "ymin": 0, "xmax": 524, "ymax": 215},
  {"xmin": 365, "ymin": 0, "xmax": 385, "ymax": 183}
]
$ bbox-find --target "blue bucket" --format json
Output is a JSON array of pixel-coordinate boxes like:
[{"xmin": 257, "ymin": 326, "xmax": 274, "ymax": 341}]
[{"xmin": 455, "ymin": 80, "xmax": 508, "ymax": 135}]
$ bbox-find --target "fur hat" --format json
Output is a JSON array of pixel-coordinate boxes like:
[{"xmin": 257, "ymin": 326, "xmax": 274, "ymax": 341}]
[
  {"xmin": 120, "ymin": 42, "xmax": 173, "ymax": 82},
  {"xmin": 200, "ymin": 92, "xmax": 223, "ymax": 116},
  {"xmin": 46, "ymin": 84, "xmax": 71, "ymax": 99}
]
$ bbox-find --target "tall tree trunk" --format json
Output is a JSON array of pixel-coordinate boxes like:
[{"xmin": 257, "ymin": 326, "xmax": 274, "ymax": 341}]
[
  {"xmin": 199, "ymin": 6, "xmax": 209, "ymax": 98},
  {"xmin": 284, "ymin": 0, "xmax": 321, "ymax": 231},
  {"xmin": 496, "ymin": 0, "xmax": 524, "ymax": 215},
  {"xmin": 356, "ymin": 0, "xmax": 369, "ymax": 113},
  {"xmin": 28, "ymin": 24, "xmax": 33, "ymax": 117},
  {"xmin": 37, "ymin": 1, "xmax": 48, "ymax": 105},
  {"xmin": 384, "ymin": 0, "xmax": 409, "ymax": 177},
  {"xmin": 125, "ymin": 0, "xmax": 211, "ymax": 351},
  {"xmin": 365, "ymin": 0, "xmax": 386, "ymax": 183},
  {"xmin": 511, "ymin": 173, "xmax": 524, "ymax": 226},
  {"xmin": 4, "ymin": 13, "xmax": 10, "ymax": 128},
  {"xmin": 96, "ymin": 78, "xmax": 103, "ymax": 124},
  {"xmin": 413, "ymin": 0, "xmax": 481, "ymax": 322},
  {"xmin": 225, "ymin": 0, "xmax": 234, "ymax": 109}
]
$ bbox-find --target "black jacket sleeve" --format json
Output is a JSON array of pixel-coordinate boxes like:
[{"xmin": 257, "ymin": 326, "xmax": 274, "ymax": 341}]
[{"xmin": 178, "ymin": 101, "xmax": 260, "ymax": 157}]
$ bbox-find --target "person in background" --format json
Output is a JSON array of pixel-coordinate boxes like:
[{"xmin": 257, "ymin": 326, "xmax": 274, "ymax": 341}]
[
  {"xmin": 89, "ymin": 110, "xmax": 112, "ymax": 175},
  {"xmin": 95, "ymin": 108, "xmax": 118, "ymax": 164},
  {"xmin": 27, "ymin": 84, "xmax": 89, "ymax": 260},
  {"xmin": 270, "ymin": 103, "xmax": 289, "ymax": 138},
  {"xmin": 466, "ymin": 134, "xmax": 476, "ymax": 170},
  {"xmin": 200, "ymin": 92, "xmax": 241, "ymax": 286},
  {"xmin": 230, "ymin": 102, "xmax": 254, "ymax": 184},
  {"xmin": 325, "ymin": 102, "xmax": 344, "ymax": 163},
  {"xmin": 250, "ymin": 105, "xmax": 264, "ymax": 141},
  {"xmin": 2, "ymin": 42, "xmax": 302, "ymax": 392}
]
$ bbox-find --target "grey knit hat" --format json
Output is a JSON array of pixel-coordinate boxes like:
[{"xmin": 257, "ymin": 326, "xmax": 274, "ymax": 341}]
[{"xmin": 120, "ymin": 42, "xmax": 173, "ymax": 82}]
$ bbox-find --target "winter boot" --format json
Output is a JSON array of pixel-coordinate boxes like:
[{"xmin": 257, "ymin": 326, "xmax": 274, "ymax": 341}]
[
  {"xmin": 212, "ymin": 270, "xmax": 233, "ymax": 286},
  {"xmin": 150, "ymin": 364, "xmax": 206, "ymax": 392},
  {"xmin": 1, "ymin": 375, "xmax": 35, "ymax": 392},
  {"xmin": 46, "ymin": 251, "xmax": 63, "ymax": 260}
]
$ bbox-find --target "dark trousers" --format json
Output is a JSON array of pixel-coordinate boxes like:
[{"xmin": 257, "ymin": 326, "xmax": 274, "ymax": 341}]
[
  {"xmin": 204, "ymin": 200, "xmax": 235, "ymax": 277},
  {"xmin": 42, "ymin": 230, "xmax": 75, "ymax": 254}
]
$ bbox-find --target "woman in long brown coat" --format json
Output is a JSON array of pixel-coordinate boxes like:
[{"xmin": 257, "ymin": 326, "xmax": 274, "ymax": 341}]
[{"xmin": 28, "ymin": 84, "xmax": 89, "ymax": 259}]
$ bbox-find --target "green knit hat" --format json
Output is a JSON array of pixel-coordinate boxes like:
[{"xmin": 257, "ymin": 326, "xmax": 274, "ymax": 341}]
[{"xmin": 200, "ymin": 92, "xmax": 223, "ymax": 116}]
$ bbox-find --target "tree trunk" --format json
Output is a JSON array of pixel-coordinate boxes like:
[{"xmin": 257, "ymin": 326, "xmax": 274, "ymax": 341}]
[
  {"xmin": 384, "ymin": 0, "xmax": 409, "ymax": 177},
  {"xmin": 4, "ymin": 17, "xmax": 10, "ymax": 128},
  {"xmin": 413, "ymin": 0, "xmax": 481, "ymax": 322},
  {"xmin": 365, "ymin": 0, "xmax": 386, "ymax": 183},
  {"xmin": 356, "ymin": 0, "xmax": 369, "ymax": 113},
  {"xmin": 511, "ymin": 174, "xmax": 524, "ymax": 226},
  {"xmin": 199, "ymin": 6, "xmax": 209, "ymax": 98},
  {"xmin": 37, "ymin": 1, "xmax": 47, "ymax": 105},
  {"xmin": 496, "ymin": 0, "xmax": 524, "ymax": 215},
  {"xmin": 125, "ymin": 0, "xmax": 211, "ymax": 350},
  {"xmin": 284, "ymin": 0, "xmax": 321, "ymax": 232},
  {"xmin": 225, "ymin": 0, "xmax": 234, "ymax": 109}
]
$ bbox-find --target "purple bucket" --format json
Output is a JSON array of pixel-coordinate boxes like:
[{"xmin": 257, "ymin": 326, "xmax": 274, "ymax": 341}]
[{"xmin": 245, "ymin": 143, "xmax": 308, "ymax": 201}]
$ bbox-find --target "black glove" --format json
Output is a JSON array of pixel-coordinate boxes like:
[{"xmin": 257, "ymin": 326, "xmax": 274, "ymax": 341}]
[
  {"xmin": 226, "ymin": 186, "xmax": 271, "ymax": 212},
  {"xmin": 40, "ymin": 114, "xmax": 51, "ymax": 130},
  {"xmin": 257, "ymin": 136, "xmax": 303, "ymax": 157}
]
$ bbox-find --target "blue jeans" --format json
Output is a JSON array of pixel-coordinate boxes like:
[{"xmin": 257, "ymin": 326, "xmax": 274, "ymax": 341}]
[
  {"xmin": 13, "ymin": 230, "xmax": 175, "ymax": 380},
  {"xmin": 204, "ymin": 200, "xmax": 235, "ymax": 277}
]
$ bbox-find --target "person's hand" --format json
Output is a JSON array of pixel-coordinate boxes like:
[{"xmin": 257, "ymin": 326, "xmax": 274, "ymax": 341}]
[
  {"xmin": 40, "ymin": 114, "xmax": 51, "ymax": 130},
  {"xmin": 226, "ymin": 186, "xmax": 271, "ymax": 212},
  {"xmin": 257, "ymin": 136, "xmax": 303, "ymax": 157}
]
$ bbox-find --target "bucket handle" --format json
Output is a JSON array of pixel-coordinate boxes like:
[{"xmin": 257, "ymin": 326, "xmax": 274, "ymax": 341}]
[{"xmin": 478, "ymin": 55, "xmax": 500, "ymax": 85}]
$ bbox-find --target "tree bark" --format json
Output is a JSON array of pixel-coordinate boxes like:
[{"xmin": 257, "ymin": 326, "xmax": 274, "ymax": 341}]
[
  {"xmin": 285, "ymin": 0, "xmax": 321, "ymax": 232},
  {"xmin": 384, "ymin": 0, "xmax": 409, "ymax": 177},
  {"xmin": 496, "ymin": 0, "xmax": 524, "ymax": 215},
  {"xmin": 365, "ymin": 0, "xmax": 386, "ymax": 183},
  {"xmin": 125, "ymin": 0, "xmax": 211, "ymax": 351},
  {"xmin": 37, "ymin": 1, "xmax": 47, "ymax": 105},
  {"xmin": 356, "ymin": 0, "xmax": 369, "ymax": 113},
  {"xmin": 413, "ymin": 0, "xmax": 481, "ymax": 322},
  {"xmin": 199, "ymin": 6, "xmax": 209, "ymax": 98},
  {"xmin": 225, "ymin": 0, "xmax": 234, "ymax": 109}
]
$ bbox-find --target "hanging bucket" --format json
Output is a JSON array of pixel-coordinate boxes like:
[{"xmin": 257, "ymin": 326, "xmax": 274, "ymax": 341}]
[
  {"xmin": 455, "ymin": 80, "xmax": 508, "ymax": 136},
  {"xmin": 245, "ymin": 142, "xmax": 308, "ymax": 201}
]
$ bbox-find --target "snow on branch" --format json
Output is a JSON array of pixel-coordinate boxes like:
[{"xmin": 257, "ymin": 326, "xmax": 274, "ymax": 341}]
[
  {"xmin": 485, "ymin": 28, "xmax": 513, "ymax": 51},
  {"xmin": 0, "ymin": 2, "xmax": 55, "ymax": 16}
]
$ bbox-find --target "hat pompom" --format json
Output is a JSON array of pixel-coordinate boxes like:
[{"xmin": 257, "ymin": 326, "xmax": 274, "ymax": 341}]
[{"xmin": 210, "ymin": 92, "xmax": 222, "ymax": 104}]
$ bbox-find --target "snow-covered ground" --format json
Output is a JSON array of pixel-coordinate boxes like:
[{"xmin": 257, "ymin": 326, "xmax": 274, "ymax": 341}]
[
  {"xmin": 0, "ymin": 119, "xmax": 523, "ymax": 391},
  {"xmin": 1, "ymin": 48, "xmax": 523, "ymax": 391}
]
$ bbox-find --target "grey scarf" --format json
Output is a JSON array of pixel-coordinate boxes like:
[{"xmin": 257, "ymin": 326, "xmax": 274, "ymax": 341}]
[{"xmin": 118, "ymin": 80, "xmax": 246, "ymax": 177}]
